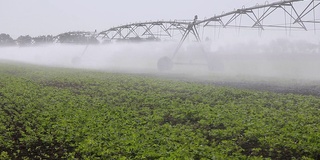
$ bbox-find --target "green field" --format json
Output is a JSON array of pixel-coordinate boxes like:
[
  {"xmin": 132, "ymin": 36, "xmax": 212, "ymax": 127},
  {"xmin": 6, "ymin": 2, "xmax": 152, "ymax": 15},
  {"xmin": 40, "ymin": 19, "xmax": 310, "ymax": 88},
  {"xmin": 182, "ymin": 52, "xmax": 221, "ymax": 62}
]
[{"xmin": 0, "ymin": 61, "xmax": 320, "ymax": 160}]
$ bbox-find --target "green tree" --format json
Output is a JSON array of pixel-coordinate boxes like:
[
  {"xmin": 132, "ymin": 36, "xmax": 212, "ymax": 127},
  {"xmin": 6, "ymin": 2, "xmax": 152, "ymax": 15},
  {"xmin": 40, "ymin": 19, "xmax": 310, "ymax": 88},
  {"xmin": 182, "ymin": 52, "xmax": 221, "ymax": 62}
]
[
  {"xmin": 0, "ymin": 33, "xmax": 15, "ymax": 46},
  {"xmin": 16, "ymin": 35, "xmax": 33, "ymax": 46},
  {"xmin": 33, "ymin": 35, "xmax": 54, "ymax": 45},
  {"xmin": 56, "ymin": 32, "xmax": 99, "ymax": 44}
]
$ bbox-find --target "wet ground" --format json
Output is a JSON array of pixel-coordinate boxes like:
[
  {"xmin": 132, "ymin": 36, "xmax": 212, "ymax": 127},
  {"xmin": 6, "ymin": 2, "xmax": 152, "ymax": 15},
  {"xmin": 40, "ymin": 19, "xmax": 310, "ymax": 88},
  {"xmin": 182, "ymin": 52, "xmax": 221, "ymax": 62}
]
[
  {"xmin": 152, "ymin": 72, "xmax": 320, "ymax": 97},
  {"xmin": 204, "ymin": 80, "xmax": 320, "ymax": 97}
]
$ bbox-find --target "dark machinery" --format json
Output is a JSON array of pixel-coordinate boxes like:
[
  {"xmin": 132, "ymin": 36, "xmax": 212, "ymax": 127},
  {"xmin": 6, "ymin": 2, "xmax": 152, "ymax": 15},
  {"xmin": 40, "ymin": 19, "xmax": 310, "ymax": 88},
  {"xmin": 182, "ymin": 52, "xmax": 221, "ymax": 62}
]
[
  {"xmin": 156, "ymin": 0, "xmax": 320, "ymax": 71},
  {"xmin": 73, "ymin": 0, "xmax": 319, "ymax": 70}
]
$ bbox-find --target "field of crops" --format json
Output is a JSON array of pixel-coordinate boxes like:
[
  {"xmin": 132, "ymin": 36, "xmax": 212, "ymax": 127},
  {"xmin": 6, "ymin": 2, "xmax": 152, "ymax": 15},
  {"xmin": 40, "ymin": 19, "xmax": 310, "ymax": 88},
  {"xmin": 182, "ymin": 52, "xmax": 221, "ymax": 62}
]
[{"xmin": 0, "ymin": 61, "xmax": 320, "ymax": 160}]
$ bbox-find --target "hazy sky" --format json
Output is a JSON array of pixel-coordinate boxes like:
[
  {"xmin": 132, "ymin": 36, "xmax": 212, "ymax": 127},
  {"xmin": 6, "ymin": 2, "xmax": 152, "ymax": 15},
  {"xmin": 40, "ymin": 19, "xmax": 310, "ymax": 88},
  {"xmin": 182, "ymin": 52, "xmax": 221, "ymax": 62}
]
[{"xmin": 1, "ymin": 0, "xmax": 282, "ymax": 38}]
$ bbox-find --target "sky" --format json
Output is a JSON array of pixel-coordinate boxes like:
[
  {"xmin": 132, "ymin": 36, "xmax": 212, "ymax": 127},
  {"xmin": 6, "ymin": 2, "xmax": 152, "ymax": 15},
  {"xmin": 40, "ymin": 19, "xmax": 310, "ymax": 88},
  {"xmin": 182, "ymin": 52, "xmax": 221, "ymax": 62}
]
[{"xmin": 1, "ymin": 0, "xmax": 281, "ymax": 38}]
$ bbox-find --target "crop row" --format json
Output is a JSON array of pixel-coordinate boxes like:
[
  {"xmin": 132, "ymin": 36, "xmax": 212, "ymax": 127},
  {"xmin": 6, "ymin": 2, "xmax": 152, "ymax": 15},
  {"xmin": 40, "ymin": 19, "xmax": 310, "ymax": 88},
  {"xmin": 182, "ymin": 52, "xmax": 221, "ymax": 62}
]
[{"xmin": 0, "ymin": 62, "xmax": 320, "ymax": 159}]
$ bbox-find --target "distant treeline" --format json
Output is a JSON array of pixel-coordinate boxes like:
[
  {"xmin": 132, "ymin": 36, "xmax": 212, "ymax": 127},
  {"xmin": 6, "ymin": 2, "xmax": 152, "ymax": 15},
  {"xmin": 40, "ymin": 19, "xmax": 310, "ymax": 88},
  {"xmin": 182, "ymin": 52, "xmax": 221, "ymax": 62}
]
[{"xmin": 0, "ymin": 32, "xmax": 99, "ymax": 47}]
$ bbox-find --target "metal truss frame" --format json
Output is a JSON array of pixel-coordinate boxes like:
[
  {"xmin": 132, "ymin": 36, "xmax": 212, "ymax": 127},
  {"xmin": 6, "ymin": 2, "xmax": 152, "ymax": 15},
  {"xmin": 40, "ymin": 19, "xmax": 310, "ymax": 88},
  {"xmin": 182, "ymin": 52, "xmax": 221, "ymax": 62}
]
[
  {"xmin": 66, "ymin": 0, "xmax": 319, "ymax": 70},
  {"xmin": 98, "ymin": 0, "xmax": 319, "ymax": 44},
  {"xmin": 95, "ymin": 0, "xmax": 319, "ymax": 66},
  {"xmin": 173, "ymin": 0, "xmax": 319, "ymax": 58},
  {"xmin": 295, "ymin": 0, "xmax": 320, "ymax": 24},
  {"xmin": 98, "ymin": 21, "xmax": 192, "ymax": 41},
  {"xmin": 199, "ymin": 0, "xmax": 307, "ymax": 30}
]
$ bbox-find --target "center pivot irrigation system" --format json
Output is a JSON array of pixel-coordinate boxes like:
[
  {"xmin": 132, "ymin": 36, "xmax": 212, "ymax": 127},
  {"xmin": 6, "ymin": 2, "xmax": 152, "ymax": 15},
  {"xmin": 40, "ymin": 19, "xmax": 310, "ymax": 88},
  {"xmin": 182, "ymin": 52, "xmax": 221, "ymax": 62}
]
[{"xmin": 70, "ymin": 0, "xmax": 319, "ymax": 71}]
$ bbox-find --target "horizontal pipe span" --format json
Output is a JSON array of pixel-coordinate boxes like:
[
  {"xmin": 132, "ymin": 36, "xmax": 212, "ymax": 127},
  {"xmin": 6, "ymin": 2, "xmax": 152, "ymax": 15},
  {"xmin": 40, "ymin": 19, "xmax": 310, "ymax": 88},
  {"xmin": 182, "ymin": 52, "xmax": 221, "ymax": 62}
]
[{"xmin": 197, "ymin": 0, "xmax": 303, "ymax": 25}]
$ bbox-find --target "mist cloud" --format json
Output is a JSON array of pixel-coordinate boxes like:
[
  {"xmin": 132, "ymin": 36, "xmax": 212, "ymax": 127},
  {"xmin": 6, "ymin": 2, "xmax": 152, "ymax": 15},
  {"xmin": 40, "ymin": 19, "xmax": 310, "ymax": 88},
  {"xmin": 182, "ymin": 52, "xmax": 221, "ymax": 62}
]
[{"xmin": 0, "ymin": 39, "xmax": 319, "ymax": 81}]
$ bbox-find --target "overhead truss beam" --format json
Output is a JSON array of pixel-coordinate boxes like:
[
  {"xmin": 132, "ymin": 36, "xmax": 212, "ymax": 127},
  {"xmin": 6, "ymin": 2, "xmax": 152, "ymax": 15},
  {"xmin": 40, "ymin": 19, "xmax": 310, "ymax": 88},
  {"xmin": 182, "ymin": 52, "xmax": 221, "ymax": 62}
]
[
  {"xmin": 99, "ymin": 20, "xmax": 192, "ymax": 41},
  {"xmin": 199, "ymin": 0, "xmax": 310, "ymax": 30},
  {"xmin": 98, "ymin": 0, "xmax": 319, "ymax": 42}
]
